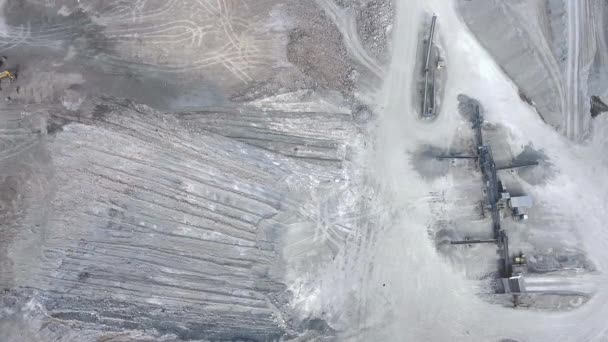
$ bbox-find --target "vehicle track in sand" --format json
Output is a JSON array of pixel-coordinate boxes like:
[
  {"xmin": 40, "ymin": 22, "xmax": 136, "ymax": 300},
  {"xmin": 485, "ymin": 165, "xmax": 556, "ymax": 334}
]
[
  {"xmin": 0, "ymin": 0, "xmax": 272, "ymax": 83},
  {"xmin": 564, "ymin": 0, "xmax": 597, "ymax": 141},
  {"xmin": 565, "ymin": 0, "xmax": 581, "ymax": 140}
]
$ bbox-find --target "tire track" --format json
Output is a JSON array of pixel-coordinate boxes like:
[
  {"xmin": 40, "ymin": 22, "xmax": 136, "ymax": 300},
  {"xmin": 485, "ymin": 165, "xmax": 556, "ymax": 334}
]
[
  {"xmin": 565, "ymin": 0, "xmax": 579, "ymax": 139},
  {"xmin": 0, "ymin": 0, "xmax": 271, "ymax": 83},
  {"xmin": 564, "ymin": 0, "xmax": 593, "ymax": 141}
]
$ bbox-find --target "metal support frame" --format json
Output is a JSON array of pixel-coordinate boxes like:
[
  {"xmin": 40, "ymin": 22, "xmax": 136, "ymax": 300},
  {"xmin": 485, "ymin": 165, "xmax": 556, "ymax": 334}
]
[
  {"xmin": 422, "ymin": 15, "xmax": 437, "ymax": 118},
  {"xmin": 450, "ymin": 239, "xmax": 498, "ymax": 245},
  {"xmin": 496, "ymin": 161, "xmax": 539, "ymax": 171},
  {"xmin": 434, "ymin": 155, "xmax": 477, "ymax": 160}
]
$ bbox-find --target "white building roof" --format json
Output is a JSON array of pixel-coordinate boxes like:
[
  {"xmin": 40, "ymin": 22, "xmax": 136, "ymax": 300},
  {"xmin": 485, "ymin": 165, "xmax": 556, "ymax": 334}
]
[{"xmin": 510, "ymin": 195, "xmax": 533, "ymax": 208}]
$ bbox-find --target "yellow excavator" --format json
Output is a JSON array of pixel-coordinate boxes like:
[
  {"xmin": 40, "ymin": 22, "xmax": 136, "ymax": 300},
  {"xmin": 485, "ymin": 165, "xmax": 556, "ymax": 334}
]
[
  {"xmin": 0, "ymin": 56, "xmax": 15, "ymax": 81},
  {"xmin": 0, "ymin": 70, "xmax": 15, "ymax": 81}
]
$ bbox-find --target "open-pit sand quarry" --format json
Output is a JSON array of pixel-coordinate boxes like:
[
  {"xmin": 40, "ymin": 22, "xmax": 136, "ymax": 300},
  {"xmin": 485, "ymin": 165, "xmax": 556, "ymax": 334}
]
[{"xmin": 2, "ymin": 0, "xmax": 608, "ymax": 341}]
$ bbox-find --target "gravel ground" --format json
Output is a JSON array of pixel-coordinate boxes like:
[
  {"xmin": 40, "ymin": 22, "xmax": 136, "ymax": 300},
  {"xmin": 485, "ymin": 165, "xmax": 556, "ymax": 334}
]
[
  {"xmin": 356, "ymin": 0, "xmax": 394, "ymax": 63},
  {"xmin": 2, "ymin": 0, "xmax": 608, "ymax": 341}
]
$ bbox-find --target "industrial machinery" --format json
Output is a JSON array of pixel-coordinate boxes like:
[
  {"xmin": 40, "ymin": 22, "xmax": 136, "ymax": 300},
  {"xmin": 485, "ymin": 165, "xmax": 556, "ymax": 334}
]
[
  {"xmin": 513, "ymin": 253, "xmax": 526, "ymax": 266},
  {"xmin": 439, "ymin": 104, "xmax": 538, "ymax": 294},
  {"xmin": 0, "ymin": 56, "xmax": 16, "ymax": 82},
  {"xmin": 0, "ymin": 70, "xmax": 16, "ymax": 81}
]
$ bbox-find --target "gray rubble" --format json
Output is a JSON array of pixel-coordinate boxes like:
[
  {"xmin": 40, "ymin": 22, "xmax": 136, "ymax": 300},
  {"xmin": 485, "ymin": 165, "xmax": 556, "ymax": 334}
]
[{"xmin": 355, "ymin": 0, "xmax": 394, "ymax": 63}]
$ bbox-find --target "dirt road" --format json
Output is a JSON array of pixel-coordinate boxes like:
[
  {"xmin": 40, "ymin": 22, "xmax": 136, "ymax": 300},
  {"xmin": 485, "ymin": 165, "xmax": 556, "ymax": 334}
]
[
  {"xmin": 564, "ymin": 0, "xmax": 590, "ymax": 140},
  {"xmin": 565, "ymin": 0, "xmax": 580, "ymax": 139}
]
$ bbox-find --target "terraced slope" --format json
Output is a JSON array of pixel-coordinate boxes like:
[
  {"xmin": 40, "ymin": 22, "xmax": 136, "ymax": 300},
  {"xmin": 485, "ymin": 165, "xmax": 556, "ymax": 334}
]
[
  {"xmin": 0, "ymin": 100, "xmax": 353, "ymax": 341},
  {"xmin": 177, "ymin": 109, "xmax": 354, "ymax": 167}
]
